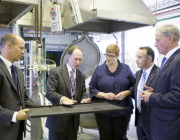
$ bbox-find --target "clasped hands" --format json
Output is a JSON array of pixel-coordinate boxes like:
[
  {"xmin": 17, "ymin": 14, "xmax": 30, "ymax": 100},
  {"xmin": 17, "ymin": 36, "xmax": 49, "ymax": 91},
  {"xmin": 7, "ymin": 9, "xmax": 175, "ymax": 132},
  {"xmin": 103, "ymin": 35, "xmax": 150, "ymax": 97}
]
[
  {"xmin": 139, "ymin": 86, "xmax": 154, "ymax": 102},
  {"xmin": 104, "ymin": 90, "xmax": 130, "ymax": 101}
]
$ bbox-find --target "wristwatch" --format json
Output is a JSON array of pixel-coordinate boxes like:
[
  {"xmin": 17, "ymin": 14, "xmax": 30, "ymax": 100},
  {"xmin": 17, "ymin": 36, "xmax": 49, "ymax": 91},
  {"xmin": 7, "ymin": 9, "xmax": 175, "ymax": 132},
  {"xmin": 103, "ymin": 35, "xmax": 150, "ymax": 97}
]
[{"xmin": 102, "ymin": 93, "xmax": 105, "ymax": 98}]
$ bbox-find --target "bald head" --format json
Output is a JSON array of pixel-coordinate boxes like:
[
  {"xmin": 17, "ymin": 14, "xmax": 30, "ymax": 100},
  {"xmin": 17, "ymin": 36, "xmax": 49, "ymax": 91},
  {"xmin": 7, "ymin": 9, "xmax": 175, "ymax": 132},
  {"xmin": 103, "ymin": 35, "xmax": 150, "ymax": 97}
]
[{"xmin": 1, "ymin": 33, "xmax": 25, "ymax": 63}]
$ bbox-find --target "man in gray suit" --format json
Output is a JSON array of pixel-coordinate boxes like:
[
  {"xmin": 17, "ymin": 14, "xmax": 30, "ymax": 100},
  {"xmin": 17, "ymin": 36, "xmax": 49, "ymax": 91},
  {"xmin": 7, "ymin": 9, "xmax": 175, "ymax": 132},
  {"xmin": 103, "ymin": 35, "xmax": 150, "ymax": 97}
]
[
  {"xmin": 45, "ymin": 46, "xmax": 91, "ymax": 140},
  {"xmin": 135, "ymin": 47, "xmax": 159, "ymax": 140},
  {"xmin": 0, "ymin": 33, "xmax": 40, "ymax": 140}
]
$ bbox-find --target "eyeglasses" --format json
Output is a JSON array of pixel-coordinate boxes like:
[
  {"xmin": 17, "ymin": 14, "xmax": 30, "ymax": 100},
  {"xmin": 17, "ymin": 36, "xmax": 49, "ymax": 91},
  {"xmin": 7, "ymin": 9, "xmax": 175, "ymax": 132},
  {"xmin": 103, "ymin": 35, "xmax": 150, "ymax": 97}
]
[{"xmin": 104, "ymin": 53, "xmax": 116, "ymax": 58}]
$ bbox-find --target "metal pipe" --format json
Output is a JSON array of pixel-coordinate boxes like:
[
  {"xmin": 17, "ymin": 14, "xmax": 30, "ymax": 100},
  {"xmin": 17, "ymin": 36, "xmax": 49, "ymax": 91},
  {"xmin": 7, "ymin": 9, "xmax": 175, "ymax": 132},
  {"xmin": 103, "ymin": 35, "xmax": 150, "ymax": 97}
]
[
  {"xmin": 37, "ymin": 5, "xmax": 39, "ymax": 40},
  {"xmin": 113, "ymin": 34, "xmax": 118, "ymax": 44},
  {"xmin": 121, "ymin": 32, "xmax": 125, "ymax": 64},
  {"xmin": 35, "ymin": 6, "xmax": 37, "ymax": 41},
  {"xmin": 40, "ymin": 0, "xmax": 42, "ymax": 43}
]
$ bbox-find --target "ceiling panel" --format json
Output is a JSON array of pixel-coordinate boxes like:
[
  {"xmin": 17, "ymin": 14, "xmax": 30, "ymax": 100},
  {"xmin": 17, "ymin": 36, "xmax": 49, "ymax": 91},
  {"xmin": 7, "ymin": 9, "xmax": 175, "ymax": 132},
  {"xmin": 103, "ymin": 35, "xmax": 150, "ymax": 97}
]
[{"xmin": 142, "ymin": 0, "xmax": 180, "ymax": 11}]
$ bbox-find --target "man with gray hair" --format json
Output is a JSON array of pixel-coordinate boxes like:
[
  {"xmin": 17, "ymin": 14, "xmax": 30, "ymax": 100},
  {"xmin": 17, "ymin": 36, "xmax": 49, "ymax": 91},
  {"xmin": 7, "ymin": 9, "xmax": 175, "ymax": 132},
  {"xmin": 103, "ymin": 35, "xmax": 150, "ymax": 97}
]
[{"xmin": 140, "ymin": 24, "xmax": 180, "ymax": 140}]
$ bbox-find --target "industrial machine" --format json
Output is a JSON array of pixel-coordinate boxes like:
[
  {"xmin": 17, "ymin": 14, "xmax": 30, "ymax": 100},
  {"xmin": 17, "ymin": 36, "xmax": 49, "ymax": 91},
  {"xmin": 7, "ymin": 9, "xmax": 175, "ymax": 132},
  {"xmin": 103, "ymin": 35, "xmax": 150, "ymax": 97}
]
[{"xmin": 0, "ymin": 0, "xmax": 156, "ymax": 139}]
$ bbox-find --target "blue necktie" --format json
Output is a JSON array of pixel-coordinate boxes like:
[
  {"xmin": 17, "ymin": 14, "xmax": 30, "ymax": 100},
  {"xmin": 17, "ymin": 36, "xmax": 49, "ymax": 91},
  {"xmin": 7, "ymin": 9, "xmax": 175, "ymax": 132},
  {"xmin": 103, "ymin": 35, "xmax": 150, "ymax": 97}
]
[
  {"xmin": 137, "ymin": 71, "xmax": 146, "ymax": 113},
  {"xmin": 159, "ymin": 57, "xmax": 167, "ymax": 71},
  {"xmin": 11, "ymin": 65, "xmax": 17, "ymax": 89},
  {"xmin": 70, "ymin": 70, "xmax": 75, "ymax": 100}
]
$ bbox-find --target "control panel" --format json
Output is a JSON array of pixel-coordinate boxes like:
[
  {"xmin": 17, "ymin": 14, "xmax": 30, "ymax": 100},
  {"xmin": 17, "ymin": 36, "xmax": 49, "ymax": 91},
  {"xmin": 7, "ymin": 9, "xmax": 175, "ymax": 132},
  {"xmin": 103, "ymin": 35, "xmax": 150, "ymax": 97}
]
[{"xmin": 49, "ymin": 5, "xmax": 62, "ymax": 32}]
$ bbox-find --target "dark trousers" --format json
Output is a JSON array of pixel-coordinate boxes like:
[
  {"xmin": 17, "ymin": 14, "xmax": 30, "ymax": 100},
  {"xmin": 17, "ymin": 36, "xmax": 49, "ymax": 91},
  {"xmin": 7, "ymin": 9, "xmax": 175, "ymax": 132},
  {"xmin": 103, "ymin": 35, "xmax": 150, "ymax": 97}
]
[
  {"xmin": 95, "ymin": 113, "xmax": 131, "ymax": 140},
  {"xmin": 49, "ymin": 116, "xmax": 77, "ymax": 140},
  {"xmin": 137, "ymin": 113, "xmax": 152, "ymax": 140}
]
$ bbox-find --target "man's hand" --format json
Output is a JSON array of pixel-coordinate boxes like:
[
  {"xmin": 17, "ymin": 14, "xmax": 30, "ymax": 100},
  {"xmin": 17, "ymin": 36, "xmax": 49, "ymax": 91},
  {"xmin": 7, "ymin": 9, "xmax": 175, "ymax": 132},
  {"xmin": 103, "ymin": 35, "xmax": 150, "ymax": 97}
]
[
  {"xmin": 145, "ymin": 85, "xmax": 154, "ymax": 92},
  {"xmin": 104, "ymin": 92, "xmax": 115, "ymax": 100},
  {"xmin": 16, "ymin": 109, "xmax": 30, "ymax": 121},
  {"xmin": 81, "ymin": 98, "xmax": 91, "ymax": 103},
  {"xmin": 47, "ymin": 103, "xmax": 52, "ymax": 106},
  {"xmin": 61, "ymin": 97, "xmax": 77, "ymax": 105},
  {"xmin": 139, "ymin": 90, "xmax": 152, "ymax": 102}
]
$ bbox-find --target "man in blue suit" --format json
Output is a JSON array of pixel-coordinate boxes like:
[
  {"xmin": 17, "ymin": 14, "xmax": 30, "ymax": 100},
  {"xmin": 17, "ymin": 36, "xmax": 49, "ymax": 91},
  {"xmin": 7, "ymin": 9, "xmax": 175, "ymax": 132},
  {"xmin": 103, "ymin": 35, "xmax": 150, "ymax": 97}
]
[
  {"xmin": 140, "ymin": 24, "xmax": 180, "ymax": 140},
  {"xmin": 135, "ymin": 47, "xmax": 159, "ymax": 140}
]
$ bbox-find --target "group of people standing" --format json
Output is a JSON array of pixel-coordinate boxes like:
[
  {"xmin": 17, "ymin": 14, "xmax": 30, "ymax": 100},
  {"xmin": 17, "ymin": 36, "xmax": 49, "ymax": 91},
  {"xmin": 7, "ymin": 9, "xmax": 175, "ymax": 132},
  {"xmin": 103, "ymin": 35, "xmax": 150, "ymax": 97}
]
[
  {"xmin": 0, "ymin": 23, "xmax": 180, "ymax": 140},
  {"xmin": 89, "ymin": 23, "xmax": 180, "ymax": 140}
]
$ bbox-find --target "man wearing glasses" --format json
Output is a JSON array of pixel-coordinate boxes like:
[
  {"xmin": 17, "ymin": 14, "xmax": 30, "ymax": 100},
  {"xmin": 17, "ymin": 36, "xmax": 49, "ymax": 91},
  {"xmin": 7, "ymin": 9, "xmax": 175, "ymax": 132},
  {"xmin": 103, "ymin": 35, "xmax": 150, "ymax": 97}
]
[{"xmin": 90, "ymin": 44, "xmax": 135, "ymax": 140}]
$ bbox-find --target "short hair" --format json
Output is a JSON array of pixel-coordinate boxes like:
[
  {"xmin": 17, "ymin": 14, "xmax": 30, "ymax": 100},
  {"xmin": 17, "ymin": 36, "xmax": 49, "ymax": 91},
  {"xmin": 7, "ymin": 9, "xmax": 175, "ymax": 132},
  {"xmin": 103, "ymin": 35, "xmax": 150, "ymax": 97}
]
[
  {"xmin": 157, "ymin": 24, "xmax": 180, "ymax": 42},
  {"xmin": 1, "ymin": 33, "xmax": 21, "ymax": 48},
  {"xmin": 106, "ymin": 44, "xmax": 120, "ymax": 56},
  {"xmin": 67, "ymin": 46, "xmax": 83, "ymax": 55},
  {"xmin": 139, "ymin": 46, "xmax": 155, "ymax": 62}
]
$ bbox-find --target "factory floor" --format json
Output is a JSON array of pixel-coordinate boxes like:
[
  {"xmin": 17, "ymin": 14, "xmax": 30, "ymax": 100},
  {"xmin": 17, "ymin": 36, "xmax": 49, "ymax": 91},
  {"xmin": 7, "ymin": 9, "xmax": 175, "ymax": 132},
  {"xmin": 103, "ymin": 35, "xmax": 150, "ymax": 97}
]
[{"xmin": 24, "ymin": 109, "xmax": 138, "ymax": 140}]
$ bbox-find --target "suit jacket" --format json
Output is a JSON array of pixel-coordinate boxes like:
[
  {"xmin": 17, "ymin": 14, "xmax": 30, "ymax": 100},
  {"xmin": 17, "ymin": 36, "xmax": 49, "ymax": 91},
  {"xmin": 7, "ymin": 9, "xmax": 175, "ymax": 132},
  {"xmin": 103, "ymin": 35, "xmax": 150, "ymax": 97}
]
[
  {"xmin": 149, "ymin": 49, "xmax": 180, "ymax": 140},
  {"xmin": 0, "ymin": 58, "xmax": 40, "ymax": 140},
  {"xmin": 134, "ymin": 64, "xmax": 159, "ymax": 134},
  {"xmin": 45, "ymin": 64, "xmax": 87, "ymax": 132}
]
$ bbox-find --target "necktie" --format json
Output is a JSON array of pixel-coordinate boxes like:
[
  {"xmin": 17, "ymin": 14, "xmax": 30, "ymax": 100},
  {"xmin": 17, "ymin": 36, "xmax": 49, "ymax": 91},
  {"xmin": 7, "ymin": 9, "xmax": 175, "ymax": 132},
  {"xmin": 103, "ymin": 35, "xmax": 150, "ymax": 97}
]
[
  {"xmin": 70, "ymin": 70, "xmax": 76, "ymax": 100},
  {"xmin": 11, "ymin": 65, "xmax": 17, "ymax": 89},
  {"xmin": 137, "ymin": 71, "xmax": 146, "ymax": 113},
  {"xmin": 159, "ymin": 57, "xmax": 167, "ymax": 71}
]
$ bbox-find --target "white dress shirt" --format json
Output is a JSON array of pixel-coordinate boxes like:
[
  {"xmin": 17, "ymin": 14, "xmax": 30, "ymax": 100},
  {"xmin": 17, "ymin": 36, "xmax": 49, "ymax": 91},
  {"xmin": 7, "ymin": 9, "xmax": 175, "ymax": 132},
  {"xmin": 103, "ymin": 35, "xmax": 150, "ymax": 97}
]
[
  {"xmin": 137, "ymin": 64, "xmax": 154, "ymax": 108},
  {"xmin": 60, "ymin": 63, "xmax": 76, "ymax": 104},
  {"xmin": 0, "ymin": 55, "xmax": 17, "ymax": 122}
]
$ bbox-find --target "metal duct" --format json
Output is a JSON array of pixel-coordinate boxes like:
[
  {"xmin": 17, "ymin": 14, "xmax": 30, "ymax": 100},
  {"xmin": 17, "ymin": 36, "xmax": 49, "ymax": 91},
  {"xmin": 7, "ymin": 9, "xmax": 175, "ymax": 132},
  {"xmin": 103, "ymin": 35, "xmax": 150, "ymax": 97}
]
[
  {"xmin": 61, "ymin": 0, "xmax": 156, "ymax": 34},
  {"xmin": 0, "ymin": 0, "xmax": 156, "ymax": 34}
]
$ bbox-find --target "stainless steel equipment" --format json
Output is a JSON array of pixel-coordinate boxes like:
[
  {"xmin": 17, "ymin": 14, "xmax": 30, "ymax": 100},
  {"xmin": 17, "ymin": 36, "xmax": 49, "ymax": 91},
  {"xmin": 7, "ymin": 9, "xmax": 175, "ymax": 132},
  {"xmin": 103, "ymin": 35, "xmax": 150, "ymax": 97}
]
[
  {"xmin": 61, "ymin": 0, "xmax": 157, "ymax": 33},
  {"xmin": 60, "ymin": 33, "xmax": 100, "ymax": 79},
  {"xmin": 3, "ymin": 0, "xmax": 156, "ymax": 34},
  {"xmin": 0, "ymin": 0, "xmax": 38, "ymax": 26}
]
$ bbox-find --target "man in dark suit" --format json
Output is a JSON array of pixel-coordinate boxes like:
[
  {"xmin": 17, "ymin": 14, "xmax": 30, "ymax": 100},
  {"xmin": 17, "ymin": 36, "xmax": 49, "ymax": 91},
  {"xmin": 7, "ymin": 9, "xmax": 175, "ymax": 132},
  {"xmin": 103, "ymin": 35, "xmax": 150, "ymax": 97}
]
[
  {"xmin": 135, "ymin": 47, "xmax": 159, "ymax": 140},
  {"xmin": 140, "ymin": 24, "xmax": 180, "ymax": 140},
  {"xmin": 0, "ymin": 33, "xmax": 40, "ymax": 140},
  {"xmin": 45, "ymin": 46, "xmax": 91, "ymax": 140}
]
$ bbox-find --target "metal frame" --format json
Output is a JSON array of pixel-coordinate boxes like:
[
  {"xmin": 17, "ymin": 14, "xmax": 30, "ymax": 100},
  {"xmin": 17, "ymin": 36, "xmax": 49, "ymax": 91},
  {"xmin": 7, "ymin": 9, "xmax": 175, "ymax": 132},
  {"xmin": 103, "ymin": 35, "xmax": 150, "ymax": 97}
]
[{"xmin": 0, "ymin": 0, "xmax": 38, "ymax": 26}]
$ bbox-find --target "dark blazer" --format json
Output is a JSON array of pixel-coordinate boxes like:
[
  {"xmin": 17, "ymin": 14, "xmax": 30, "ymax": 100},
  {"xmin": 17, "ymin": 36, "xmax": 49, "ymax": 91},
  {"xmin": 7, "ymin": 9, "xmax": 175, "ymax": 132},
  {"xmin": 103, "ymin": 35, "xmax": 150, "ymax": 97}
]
[
  {"xmin": 149, "ymin": 49, "xmax": 180, "ymax": 140},
  {"xmin": 45, "ymin": 64, "xmax": 86, "ymax": 132},
  {"xmin": 0, "ymin": 58, "xmax": 40, "ymax": 140},
  {"xmin": 134, "ymin": 64, "xmax": 159, "ymax": 134}
]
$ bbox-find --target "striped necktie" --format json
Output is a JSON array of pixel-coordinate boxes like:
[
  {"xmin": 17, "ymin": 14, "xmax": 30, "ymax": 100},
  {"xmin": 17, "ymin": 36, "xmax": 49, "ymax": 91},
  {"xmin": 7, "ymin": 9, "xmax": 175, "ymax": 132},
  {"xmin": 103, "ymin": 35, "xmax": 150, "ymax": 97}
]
[{"xmin": 70, "ymin": 70, "xmax": 76, "ymax": 100}]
